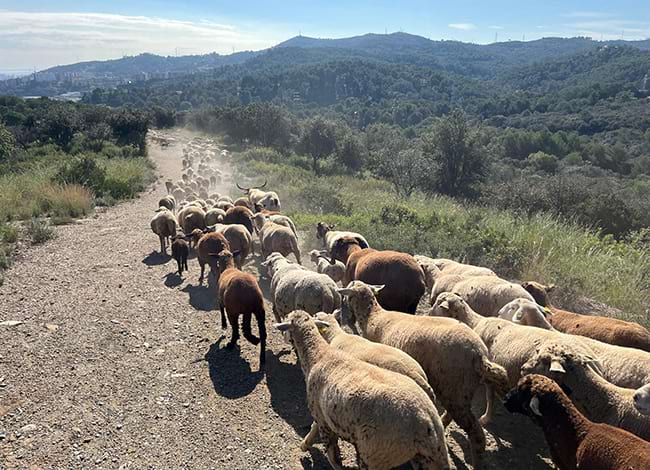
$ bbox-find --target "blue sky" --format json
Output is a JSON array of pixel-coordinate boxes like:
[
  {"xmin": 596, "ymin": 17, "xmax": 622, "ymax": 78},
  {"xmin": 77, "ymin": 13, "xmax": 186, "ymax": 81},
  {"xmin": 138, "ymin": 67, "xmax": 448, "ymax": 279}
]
[{"xmin": 1, "ymin": 0, "xmax": 649, "ymax": 71}]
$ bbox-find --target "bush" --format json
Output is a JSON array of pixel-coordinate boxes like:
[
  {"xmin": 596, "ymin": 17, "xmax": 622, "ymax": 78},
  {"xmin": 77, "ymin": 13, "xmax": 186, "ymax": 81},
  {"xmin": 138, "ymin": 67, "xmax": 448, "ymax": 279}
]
[
  {"xmin": 55, "ymin": 156, "xmax": 106, "ymax": 192},
  {"xmin": 28, "ymin": 218, "xmax": 54, "ymax": 244}
]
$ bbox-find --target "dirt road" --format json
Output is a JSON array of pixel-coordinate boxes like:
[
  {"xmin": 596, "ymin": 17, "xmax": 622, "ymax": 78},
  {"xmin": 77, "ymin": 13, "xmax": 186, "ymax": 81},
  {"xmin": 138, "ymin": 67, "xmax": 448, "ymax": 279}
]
[{"xmin": 0, "ymin": 131, "xmax": 553, "ymax": 469}]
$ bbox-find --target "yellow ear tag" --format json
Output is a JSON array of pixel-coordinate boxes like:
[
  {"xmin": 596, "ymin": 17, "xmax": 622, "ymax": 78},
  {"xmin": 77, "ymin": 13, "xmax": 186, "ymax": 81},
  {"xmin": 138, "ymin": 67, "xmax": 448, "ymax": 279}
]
[
  {"xmin": 544, "ymin": 307, "xmax": 552, "ymax": 313},
  {"xmin": 317, "ymin": 325, "xmax": 326, "ymax": 333}
]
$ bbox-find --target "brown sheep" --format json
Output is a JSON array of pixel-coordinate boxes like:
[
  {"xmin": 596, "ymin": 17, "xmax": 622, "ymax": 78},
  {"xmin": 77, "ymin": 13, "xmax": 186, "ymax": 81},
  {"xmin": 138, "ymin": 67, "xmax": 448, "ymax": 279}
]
[
  {"xmin": 345, "ymin": 249, "xmax": 426, "ymax": 314},
  {"xmin": 196, "ymin": 232, "xmax": 230, "ymax": 285},
  {"xmin": 216, "ymin": 249, "xmax": 266, "ymax": 368},
  {"xmin": 171, "ymin": 235, "xmax": 189, "ymax": 276},
  {"xmin": 233, "ymin": 196, "xmax": 253, "ymax": 210},
  {"xmin": 207, "ymin": 224, "xmax": 253, "ymax": 269},
  {"xmin": 504, "ymin": 374, "xmax": 650, "ymax": 470},
  {"xmin": 223, "ymin": 206, "xmax": 254, "ymax": 235},
  {"xmin": 178, "ymin": 205, "xmax": 206, "ymax": 235},
  {"xmin": 331, "ymin": 236, "xmax": 371, "ymax": 266},
  {"xmin": 523, "ymin": 281, "xmax": 650, "ymax": 352}
]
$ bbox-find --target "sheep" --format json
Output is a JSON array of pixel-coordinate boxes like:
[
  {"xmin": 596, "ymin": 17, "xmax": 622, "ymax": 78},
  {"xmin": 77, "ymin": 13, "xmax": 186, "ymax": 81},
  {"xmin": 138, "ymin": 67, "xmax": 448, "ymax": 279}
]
[
  {"xmin": 223, "ymin": 206, "xmax": 254, "ymax": 235},
  {"xmin": 344, "ymin": 249, "xmax": 426, "ymax": 314},
  {"xmin": 252, "ymin": 214, "xmax": 301, "ymax": 264},
  {"xmin": 495, "ymin": 301, "xmax": 650, "ymax": 389},
  {"xmin": 196, "ymin": 232, "xmax": 230, "ymax": 285},
  {"xmin": 236, "ymin": 181, "xmax": 281, "ymax": 212},
  {"xmin": 521, "ymin": 343, "xmax": 650, "ymax": 441},
  {"xmin": 522, "ymin": 281, "xmax": 650, "ymax": 352},
  {"xmin": 263, "ymin": 253, "xmax": 340, "ymax": 324},
  {"xmin": 150, "ymin": 209, "xmax": 177, "ymax": 254},
  {"xmin": 206, "ymin": 223, "xmax": 253, "ymax": 268},
  {"xmin": 204, "ymin": 208, "xmax": 226, "ymax": 226},
  {"xmin": 216, "ymin": 250, "xmax": 266, "ymax": 368},
  {"xmin": 274, "ymin": 310, "xmax": 451, "ymax": 470},
  {"xmin": 217, "ymin": 195, "xmax": 233, "ymax": 204},
  {"xmin": 498, "ymin": 298, "xmax": 555, "ymax": 329},
  {"xmin": 233, "ymin": 196, "xmax": 253, "ymax": 210},
  {"xmin": 316, "ymin": 222, "xmax": 369, "ymax": 262},
  {"xmin": 171, "ymin": 235, "xmax": 189, "ymax": 277},
  {"xmin": 216, "ymin": 201, "xmax": 234, "ymax": 212},
  {"xmin": 634, "ymin": 384, "xmax": 650, "ymax": 415},
  {"xmin": 504, "ymin": 374, "xmax": 650, "ymax": 470},
  {"xmin": 177, "ymin": 205, "xmax": 206, "ymax": 236},
  {"xmin": 340, "ymin": 281, "xmax": 509, "ymax": 467},
  {"xmin": 331, "ymin": 236, "xmax": 371, "ymax": 267},
  {"xmin": 164, "ymin": 179, "xmax": 173, "ymax": 194},
  {"xmin": 309, "ymin": 250, "xmax": 345, "ymax": 284},
  {"xmin": 209, "ymin": 192, "xmax": 221, "ymax": 201},
  {"xmin": 158, "ymin": 195, "xmax": 175, "ymax": 212},
  {"xmin": 314, "ymin": 312, "xmax": 438, "ymax": 407},
  {"xmin": 431, "ymin": 273, "xmax": 535, "ymax": 316},
  {"xmin": 265, "ymin": 214, "xmax": 297, "ymax": 237},
  {"xmin": 415, "ymin": 255, "xmax": 495, "ymax": 291},
  {"xmin": 172, "ymin": 187, "xmax": 185, "ymax": 202}
]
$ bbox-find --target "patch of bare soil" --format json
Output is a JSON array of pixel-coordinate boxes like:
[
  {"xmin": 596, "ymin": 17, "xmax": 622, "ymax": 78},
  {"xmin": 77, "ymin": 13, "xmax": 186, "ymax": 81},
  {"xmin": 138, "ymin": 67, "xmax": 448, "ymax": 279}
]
[{"xmin": 0, "ymin": 129, "xmax": 554, "ymax": 469}]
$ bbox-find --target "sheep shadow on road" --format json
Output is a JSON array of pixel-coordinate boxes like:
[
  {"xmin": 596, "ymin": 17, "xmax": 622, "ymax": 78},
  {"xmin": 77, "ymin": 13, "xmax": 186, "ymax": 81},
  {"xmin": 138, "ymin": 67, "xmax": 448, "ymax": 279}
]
[
  {"xmin": 182, "ymin": 282, "xmax": 217, "ymax": 311},
  {"xmin": 163, "ymin": 272, "xmax": 184, "ymax": 288},
  {"xmin": 205, "ymin": 337, "xmax": 264, "ymax": 399},
  {"xmin": 265, "ymin": 349, "xmax": 313, "ymax": 438},
  {"xmin": 142, "ymin": 251, "xmax": 170, "ymax": 266}
]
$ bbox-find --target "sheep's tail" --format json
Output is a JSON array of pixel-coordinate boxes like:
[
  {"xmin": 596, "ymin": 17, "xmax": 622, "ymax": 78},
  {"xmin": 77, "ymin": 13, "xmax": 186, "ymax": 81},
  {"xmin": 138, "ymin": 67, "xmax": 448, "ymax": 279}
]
[
  {"xmin": 290, "ymin": 237, "xmax": 301, "ymax": 264},
  {"xmin": 478, "ymin": 356, "xmax": 509, "ymax": 396},
  {"xmin": 288, "ymin": 219, "xmax": 298, "ymax": 237}
]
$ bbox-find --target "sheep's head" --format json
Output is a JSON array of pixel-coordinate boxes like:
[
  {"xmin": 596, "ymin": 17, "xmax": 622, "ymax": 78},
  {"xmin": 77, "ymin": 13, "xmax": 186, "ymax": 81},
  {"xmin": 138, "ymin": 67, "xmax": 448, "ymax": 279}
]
[
  {"xmin": 521, "ymin": 281, "xmax": 555, "ymax": 307},
  {"xmin": 417, "ymin": 261, "xmax": 440, "ymax": 291},
  {"xmin": 498, "ymin": 298, "xmax": 553, "ymax": 329},
  {"xmin": 504, "ymin": 374, "xmax": 568, "ymax": 424},
  {"xmin": 430, "ymin": 292, "xmax": 468, "ymax": 319},
  {"xmin": 316, "ymin": 222, "xmax": 335, "ymax": 240},
  {"xmin": 274, "ymin": 310, "xmax": 323, "ymax": 342},
  {"xmin": 309, "ymin": 250, "xmax": 321, "ymax": 263},
  {"xmin": 521, "ymin": 343, "xmax": 602, "ymax": 385},
  {"xmin": 337, "ymin": 281, "xmax": 383, "ymax": 325},
  {"xmin": 313, "ymin": 312, "xmax": 340, "ymax": 342},
  {"xmin": 250, "ymin": 213, "xmax": 267, "ymax": 231},
  {"xmin": 633, "ymin": 384, "xmax": 650, "ymax": 416}
]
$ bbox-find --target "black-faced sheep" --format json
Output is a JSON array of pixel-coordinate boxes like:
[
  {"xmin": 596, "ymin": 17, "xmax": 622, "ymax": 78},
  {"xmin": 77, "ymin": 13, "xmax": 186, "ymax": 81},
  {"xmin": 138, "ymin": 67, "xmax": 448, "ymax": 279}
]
[
  {"xmin": 504, "ymin": 374, "xmax": 650, "ymax": 470},
  {"xmin": 522, "ymin": 281, "xmax": 650, "ymax": 352},
  {"xmin": 316, "ymin": 222, "xmax": 369, "ymax": 263},
  {"xmin": 171, "ymin": 235, "xmax": 189, "ymax": 276},
  {"xmin": 216, "ymin": 250, "xmax": 266, "ymax": 368},
  {"xmin": 274, "ymin": 310, "xmax": 450, "ymax": 470}
]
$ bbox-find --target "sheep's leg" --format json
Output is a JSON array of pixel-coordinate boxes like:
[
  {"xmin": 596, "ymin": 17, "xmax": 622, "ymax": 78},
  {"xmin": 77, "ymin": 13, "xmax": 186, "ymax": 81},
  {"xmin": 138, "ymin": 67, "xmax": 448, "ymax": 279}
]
[
  {"xmin": 271, "ymin": 304, "xmax": 282, "ymax": 323},
  {"xmin": 320, "ymin": 428, "xmax": 343, "ymax": 470},
  {"xmin": 300, "ymin": 422, "xmax": 319, "ymax": 451},
  {"xmin": 220, "ymin": 304, "xmax": 227, "ymax": 330},
  {"xmin": 198, "ymin": 263, "xmax": 205, "ymax": 285},
  {"xmin": 242, "ymin": 313, "xmax": 260, "ymax": 345},
  {"xmin": 226, "ymin": 314, "xmax": 239, "ymax": 349},
  {"xmin": 256, "ymin": 309, "xmax": 266, "ymax": 366},
  {"xmin": 183, "ymin": 257, "xmax": 189, "ymax": 272},
  {"xmin": 177, "ymin": 258, "xmax": 183, "ymax": 276},
  {"xmin": 159, "ymin": 235, "xmax": 165, "ymax": 254},
  {"xmin": 480, "ymin": 386, "xmax": 495, "ymax": 426},
  {"xmin": 451, "ymin": 407, "xmax": 485, "ymax": 469},
  {"xmin": 440, "ymin": 411, "xmax": 452, "ymax": 428}
]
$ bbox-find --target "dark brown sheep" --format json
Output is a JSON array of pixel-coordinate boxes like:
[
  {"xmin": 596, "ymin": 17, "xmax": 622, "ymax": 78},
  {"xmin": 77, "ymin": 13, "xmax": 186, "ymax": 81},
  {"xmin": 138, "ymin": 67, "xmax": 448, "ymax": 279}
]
[
  {"xmin": 332, "ymin": 237, "xmax": 371, "ymax": 266},
  {"xmin": 171, "ymin": 235, "xmax": 189, "ymax": 277},
  {"xmin": 344, "ymin": 247, "xmax": 426, "ymax": 314},
  {"xmin": 216, "ymin": 250, "xmax": 266, "ymax": 368},
  {"xmin": 504, "ymin": 374, "xmax": 650, "ymax": 470},
  {"xmin": 196, "ymin": 232, "xmax": 230, "ymax": 285},
  {"xmin": 523, "ymin": 281, "xmax": 650, "ymax": 352},
  {"xmin": 223, "ymin": 206, "xmax": 254, "ymax": 235}
]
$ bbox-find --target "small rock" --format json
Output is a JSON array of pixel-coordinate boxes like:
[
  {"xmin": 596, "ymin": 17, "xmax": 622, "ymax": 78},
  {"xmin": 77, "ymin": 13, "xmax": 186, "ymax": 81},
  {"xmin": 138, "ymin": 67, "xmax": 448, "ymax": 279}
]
[
  {"xmin": 0, "ymin": 320, "xmax": 23, "ymax": 327},
  {"xmin": 143, "ymin": 342, "xmax": 150, "ymax": 348},
  {"xmin": 20, "ymin": 424, "xmax": 37, "ymax": 435},
  {"xmin": 116, "ymin": 424, "xmax": 123, "ymax": 430},
  {"xmin": 182, "ymin": 402, "xmax": 190, "ymax": 408},
  {"xmin": 45, "ymin": 323, "xmax": 59, "ymax": 332}
]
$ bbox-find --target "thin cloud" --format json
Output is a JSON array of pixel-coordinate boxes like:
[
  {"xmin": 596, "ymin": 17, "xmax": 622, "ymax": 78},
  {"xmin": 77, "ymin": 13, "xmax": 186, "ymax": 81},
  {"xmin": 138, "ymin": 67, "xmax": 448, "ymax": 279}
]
[
  {"xmin": 488, "ymin": 25, "xmax": 504, "ymax": 30},
  {"xmin": 448, "ymin": 23, "xmax": 476, "ymax": 31},
  {"xmin": 563, "ymin": 19, "xmax": 650, "ymax": 40},
  {"xmin": 562, "ymin": 11, "xmax": 614, "ymax": 18},
  {"xmin": 0, "ymin": 10, "xmax": 287, "ymax": 69}
]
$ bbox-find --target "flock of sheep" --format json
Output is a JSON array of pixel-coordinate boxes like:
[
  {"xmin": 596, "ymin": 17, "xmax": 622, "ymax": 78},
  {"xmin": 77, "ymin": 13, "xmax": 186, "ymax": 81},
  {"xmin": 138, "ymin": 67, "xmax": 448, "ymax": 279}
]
[{"xmin": 150, "ymin": 135, "xmax": 650, "ymax": 470}]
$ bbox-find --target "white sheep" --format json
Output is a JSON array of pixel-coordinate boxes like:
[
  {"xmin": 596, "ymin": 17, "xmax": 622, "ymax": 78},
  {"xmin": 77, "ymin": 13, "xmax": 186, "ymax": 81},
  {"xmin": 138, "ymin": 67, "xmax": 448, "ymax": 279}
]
[
  {"xmin": 274, "ymin": 311, "xmax": 451, "ymax": 470},
  {"xmin": 498, "ymin": 298, "xmax": 555, "ymax": 329},
  {"xmin": 150, "ymin": 210, "xmax": 178, "ymax": 254},
  {"xmin": 252, "ymin": 214, "xmax": 301, "ymax": 264},
  {"xmin": 309, "ymin": 250, "xmax": 345, "ymax": 284},
  {"xmin": 634, "ymin": 384, "xmax": 650, "ymax": 415},
  {"xmin": 204, "ymin": 208, "xmax": 226, "ymax": 226},
  {"xmin": 340, "ymin": 282, "xmax": 509, "ymax": 468},
  {"xmin": 431, "ymin": 273, "xmax": 535, "ymax": 316},
  {"xmin": 496, "ymin": 301, "xmax": 650, "ymax": 389},
  {"xmin": 522, "ymin": 343, "xmax": 650, "ymax": 441}
]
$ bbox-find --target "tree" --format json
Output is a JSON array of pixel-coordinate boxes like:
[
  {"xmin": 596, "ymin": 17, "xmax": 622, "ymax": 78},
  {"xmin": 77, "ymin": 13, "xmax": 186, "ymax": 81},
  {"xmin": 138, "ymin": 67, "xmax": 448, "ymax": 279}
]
[
  {"xmin": 527, "ymin": 151, "xmax": 559, "ymax": 174},
  {"xmin": 378, "ymin": 148, "xmax": 433, "ymax": 198},
  {"xmin": 299, "ymin": 117, "xmax": 339, "ymax": 175},
  {"xmin": 422, "ymin": 109, "xmax": 488, "ymax": 198},
  {"xmin": 0, "ymin": 123, "xmax": 15, "ymax": 161}
]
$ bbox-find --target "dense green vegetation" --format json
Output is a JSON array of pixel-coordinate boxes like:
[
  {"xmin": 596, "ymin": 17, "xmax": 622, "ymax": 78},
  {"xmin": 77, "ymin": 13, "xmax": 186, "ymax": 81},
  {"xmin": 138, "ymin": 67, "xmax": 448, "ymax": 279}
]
[{"xmin": 0, "ymin": 96, "xmax": 153, "ymax": 280}]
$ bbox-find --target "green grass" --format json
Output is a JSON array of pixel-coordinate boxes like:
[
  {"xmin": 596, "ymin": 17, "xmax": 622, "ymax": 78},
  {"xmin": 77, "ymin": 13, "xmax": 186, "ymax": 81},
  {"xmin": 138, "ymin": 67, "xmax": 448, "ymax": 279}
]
[
  {"xmin": 234, "ymin": 152, "xmax": 650, "ymax": 325},
  {"xmin": 27, "ymin": 218, "xmax": 55, "ymax": 244}
]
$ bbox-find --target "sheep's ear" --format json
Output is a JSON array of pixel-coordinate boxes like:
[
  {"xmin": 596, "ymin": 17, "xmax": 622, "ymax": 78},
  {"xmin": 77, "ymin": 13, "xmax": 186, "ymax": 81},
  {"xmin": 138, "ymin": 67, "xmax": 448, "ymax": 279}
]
[
  {"xmin": 274, "ymin": 322, "xmax": 291, "ymax": 332},
  {"xmin": 546, "ymin": 284, "xmax": 557, "ymax": 292},
  {"xmin": 369, "ymin": 284, "xmax": 385, "ymax": 294},
  {"xmin": 313, "ymin": 319, "xmax": 330, "ymax": 332},
  {"xmin": 529, "ymin": 396, "xmax": 543, "ymax": 417},
  {"xmin": 549, "ymin": 360, "xmax": 566, "ymax": 374},
  {"xmin": 439, "ymin": 300, "xmax": 450, "ymax": 311},
  {"xmin": 337, "ymin": 288, "xmax": 354, "ymax": 295}
]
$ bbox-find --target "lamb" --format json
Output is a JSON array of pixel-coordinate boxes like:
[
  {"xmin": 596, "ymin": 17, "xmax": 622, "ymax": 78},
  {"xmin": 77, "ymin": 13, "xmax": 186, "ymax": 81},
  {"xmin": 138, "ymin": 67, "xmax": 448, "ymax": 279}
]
[
  {"xmin": 252, "ymin": 214, "xmax": 301, "ymax": 264},
  {"xmin": 274, "ymin": 310, "xmax": 451, "ymax": 470},
  {"xmin": 204, "ymin": 208, "xmax": 226, "ymax": 226},
  {"xmin": 216, "ymin": 250, "xmax": 266, "ymax": 368},
  {"xmin": 150, "ymin": 209, "xmax": 177, "ymax": 254},
  {"xmin": 309, "ymin": 250, "xmax": 345, "ymax": 284},
  {"xmin": 171, "ymin": 235, "xmax": 189, "ymax": 276},
  {"xmin": 172, "ymin": 187, "xmax": 185, "ymax": 203},
  {"xmin": 206, "ymin": 223, "xmax": 252, "ymax": 268},
  {"xmin": 263, "ymin": 253, "xmax": 340, "ymax": 324},
  {"xmin": 521, "ymin": 344, "xmax": 650, "ymax": 441},
  {"xmin": 496, "ymin": 300, "xmax": 650, "ymax": 389},
  {"xmin": 340, "ymin": 281, "xmax": 509, "ymax": 467},
  {"xmin": 314, "ymin": 312, "xmax": 438, "ymax": 407},
  {"xmin": 431, "ymin": 273, "xmax": 535, "ymax": 316},
  {"xmin": 316, "ymin": 222, "xmax": 369, "ymax": 262},
  {"xmin": 634, "ymin": 384, "xmax": 650, "ymax": 415},
  {"xmin": 522, "ymin": 281, "xmax": 650, "ymax": 352},
  {"xmin": 504, "ymin": 374, "xmax": 650, "ymax": 470},
  {"xmin": 344, "ymin": 249, "xmax": 426, "ymax": 314},
  {"xmin": 195, "ymin": 232, "xmax": 230, "ymax": 285},
  {"xmin": 223, "ymin": 206, "xmax": 254, "ymax": 235},
  {"xmin": 236, "ymin": 181, "xmax": 281, "ymax": 212}
]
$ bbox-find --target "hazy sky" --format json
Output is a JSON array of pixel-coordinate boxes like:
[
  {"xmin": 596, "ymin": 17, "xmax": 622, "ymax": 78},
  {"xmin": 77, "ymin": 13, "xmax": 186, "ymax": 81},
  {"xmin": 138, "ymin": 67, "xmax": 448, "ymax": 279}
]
[{"xmin": 1, "ymin": 1, "xmax": 650, "ymax": 71}]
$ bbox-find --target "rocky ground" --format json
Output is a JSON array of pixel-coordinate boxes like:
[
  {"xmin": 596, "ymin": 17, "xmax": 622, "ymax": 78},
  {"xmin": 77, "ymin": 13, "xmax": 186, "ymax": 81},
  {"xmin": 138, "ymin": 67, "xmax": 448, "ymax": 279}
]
[{"xmin": 0, "ymin": 130, "xmax": 554, "ymax": 469}]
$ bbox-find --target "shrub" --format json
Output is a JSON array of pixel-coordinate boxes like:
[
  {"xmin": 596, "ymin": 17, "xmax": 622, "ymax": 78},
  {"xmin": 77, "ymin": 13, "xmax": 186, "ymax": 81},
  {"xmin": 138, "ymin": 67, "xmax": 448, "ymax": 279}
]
[
  {"xmin": 28, "ymin": 218, "xmax": 54, "ymax": 244},
  {"xmin": 55, "ymin": 156, "xmax": 106, "ymax": 192}
]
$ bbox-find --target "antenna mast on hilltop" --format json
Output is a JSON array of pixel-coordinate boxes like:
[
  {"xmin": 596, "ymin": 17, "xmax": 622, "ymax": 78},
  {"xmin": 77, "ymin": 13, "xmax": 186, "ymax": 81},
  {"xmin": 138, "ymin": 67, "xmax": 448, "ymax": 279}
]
[{"xmin": 494, "ymin": 32, "xmax": 498, "ymax": 43}]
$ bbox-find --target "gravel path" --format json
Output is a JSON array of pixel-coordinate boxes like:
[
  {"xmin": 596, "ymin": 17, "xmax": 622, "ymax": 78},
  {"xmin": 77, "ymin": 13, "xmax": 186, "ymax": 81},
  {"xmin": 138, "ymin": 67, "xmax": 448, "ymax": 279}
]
[{"xmin": 0, "ymin": 130, "xmax": 554, "ymax": 469}]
